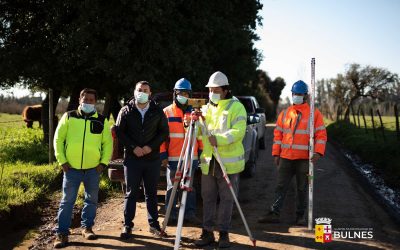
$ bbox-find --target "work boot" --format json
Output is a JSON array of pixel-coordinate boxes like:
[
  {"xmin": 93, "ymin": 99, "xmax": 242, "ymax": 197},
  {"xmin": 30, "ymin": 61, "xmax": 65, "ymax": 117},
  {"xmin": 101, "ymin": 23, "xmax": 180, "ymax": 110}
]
[
  {"xmin": 195, "ymin": 229, "xmax": 215, "ymax": 247},
  {"xmin": 82, "ymin": 227, "xmax": 97, "ymax": 240},
  {"xmin": 257, "ymin": 211, "xmax": 280, "ymax": 223},
  {"xmin": 53, "ymin": 234, "xmax": 68, "ymax": 248},
  {"xmin": 120, "ymin": 226, "xmax": 132, "ymax": 239},
  {"xmin": 150, "ymin": 225, "xmax": 167, "ymax": 238},
  {"xmin": 296, "ymin": 214, "xmax": 306, "ymax": 226},
  {"xmin": 218, "ymin": 231, "xmax": 230, "ymax": 248}
]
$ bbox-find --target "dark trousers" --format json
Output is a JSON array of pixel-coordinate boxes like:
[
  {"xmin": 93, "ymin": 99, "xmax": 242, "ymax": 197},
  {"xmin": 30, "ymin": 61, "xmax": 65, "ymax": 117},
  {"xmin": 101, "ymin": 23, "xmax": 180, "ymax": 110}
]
[
  {"xmin": 123, "ymin": 157, "xmax": 161, "ymax": 228},
  {"xmin": 270, "ymin": 158, "xmax": 308, "ymax": 216}
]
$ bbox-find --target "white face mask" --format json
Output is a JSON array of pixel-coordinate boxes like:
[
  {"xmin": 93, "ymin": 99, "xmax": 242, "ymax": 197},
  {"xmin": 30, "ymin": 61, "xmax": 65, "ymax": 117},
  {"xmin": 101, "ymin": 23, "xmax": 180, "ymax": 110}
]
[
  {"xmin": 80, "ymin": 103, "xmax": 96, "ymax": 113},
  {"xmin": 209, "ymin": 92, "xmax": 221, "ymax": 104},
  {"xmin": 135, "ymin": 91, "xmax": 149, "ymax": 104},
  {"xmin": 292, "ymin": 95, "xmax": 304, "ymax": 105},
  {"xmin": 176, "ymin": 95, "xmax": 188, "ymax": 105}
]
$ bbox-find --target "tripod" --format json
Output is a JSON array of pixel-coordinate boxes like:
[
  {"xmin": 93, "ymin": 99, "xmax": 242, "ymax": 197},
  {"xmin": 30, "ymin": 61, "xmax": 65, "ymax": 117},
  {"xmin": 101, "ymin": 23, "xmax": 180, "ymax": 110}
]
[{"xmin": 161, "ymin": 112, "xmax": 200, "ymax": 249}]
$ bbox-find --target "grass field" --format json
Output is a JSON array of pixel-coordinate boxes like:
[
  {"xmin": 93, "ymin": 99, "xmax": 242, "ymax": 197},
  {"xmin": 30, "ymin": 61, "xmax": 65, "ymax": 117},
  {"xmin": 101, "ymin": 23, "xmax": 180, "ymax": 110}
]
[
  {"xmin": 342, "ymin": 115, "xmax": 398, "ymax": 131},
  {"xmin": 0, "ymin": 113, "xmax": 117, "ymax": 222}
]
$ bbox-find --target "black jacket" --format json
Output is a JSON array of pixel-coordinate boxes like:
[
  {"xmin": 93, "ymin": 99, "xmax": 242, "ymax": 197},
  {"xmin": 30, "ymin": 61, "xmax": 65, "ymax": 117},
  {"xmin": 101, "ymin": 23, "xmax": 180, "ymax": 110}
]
[{"xmin": 115, "ymin": 99, "xmax": 168, "ymax": 160}]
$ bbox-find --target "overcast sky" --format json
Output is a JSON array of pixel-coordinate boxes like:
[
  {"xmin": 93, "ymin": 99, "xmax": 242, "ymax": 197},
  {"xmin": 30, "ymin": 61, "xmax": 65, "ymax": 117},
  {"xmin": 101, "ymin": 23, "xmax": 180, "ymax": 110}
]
[{"xmin": 255, "ymin": 0, "xmax": 400, "ymax": 100}]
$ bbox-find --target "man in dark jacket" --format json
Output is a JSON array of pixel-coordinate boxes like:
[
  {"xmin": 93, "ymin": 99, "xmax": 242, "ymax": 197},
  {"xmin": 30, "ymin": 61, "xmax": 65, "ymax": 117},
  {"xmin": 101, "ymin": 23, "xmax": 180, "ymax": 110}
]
[{"xmin": 115, "ymin": 81, "xmax": 169, "ymax": 239}]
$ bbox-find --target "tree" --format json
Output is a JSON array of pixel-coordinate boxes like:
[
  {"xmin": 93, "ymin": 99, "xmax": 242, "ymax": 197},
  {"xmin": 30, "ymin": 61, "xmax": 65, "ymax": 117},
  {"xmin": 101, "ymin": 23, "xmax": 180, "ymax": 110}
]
[
  {"xmin": 1, "ymin": 0, "xmax": 263, "ymax": 138},
  {"xmin": 334, "ymin": 64, "xmax": 399, "ymax": 120}
]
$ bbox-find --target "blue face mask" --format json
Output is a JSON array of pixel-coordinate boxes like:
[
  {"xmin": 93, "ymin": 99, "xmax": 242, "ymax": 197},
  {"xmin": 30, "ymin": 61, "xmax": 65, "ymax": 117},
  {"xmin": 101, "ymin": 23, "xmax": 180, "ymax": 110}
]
[
  {"xmin": 135, "ymin": 91, "xmax": 149, "ymax": 104},
  {"xmin": 292, "ymin": 95, "xmax": 304, "ymax": 105},
  {"xmin": 80, "ymin": 103, "xmax": 96, "ymax": 114},
  {"xmin": 209, "ymin": 92, "xmax": 221, "ymax": 104},
  {"xmin": 176, "ymin": 95, "xmax": 188, "ymax": 105}
]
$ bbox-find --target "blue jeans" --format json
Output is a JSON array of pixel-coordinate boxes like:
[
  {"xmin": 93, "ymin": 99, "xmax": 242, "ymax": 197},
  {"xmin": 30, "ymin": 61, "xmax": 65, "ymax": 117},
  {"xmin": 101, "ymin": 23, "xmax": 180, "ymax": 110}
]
[
  {"xmin": 56, "ymin": 168, "xmax": 100, "ymax": 235},
  {"xmin": 165, "ymin": 167, "xmax": 197, "ymax": 219},
  {"xmin": 123, "ymin": 158, "xmax": 161, "ymax": 228}
]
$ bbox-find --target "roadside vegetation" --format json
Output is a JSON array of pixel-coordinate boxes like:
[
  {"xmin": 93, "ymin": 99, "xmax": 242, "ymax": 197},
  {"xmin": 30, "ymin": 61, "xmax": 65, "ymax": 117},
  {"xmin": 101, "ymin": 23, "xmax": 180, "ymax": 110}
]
[
  {"xmin": 327, "ymin": 116, "xmax": 400, "ymax": 189},
  {"xmin": 0, "ymin": 113, "xmax": 118, "ymax": 225}
]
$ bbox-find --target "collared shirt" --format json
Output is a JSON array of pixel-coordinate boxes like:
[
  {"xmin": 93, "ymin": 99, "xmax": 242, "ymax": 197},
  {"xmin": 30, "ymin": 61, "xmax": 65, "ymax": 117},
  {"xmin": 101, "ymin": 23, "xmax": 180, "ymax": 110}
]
[{"xmin": 136, "ymin": 102, "xmax": 150, "ymax": 123}]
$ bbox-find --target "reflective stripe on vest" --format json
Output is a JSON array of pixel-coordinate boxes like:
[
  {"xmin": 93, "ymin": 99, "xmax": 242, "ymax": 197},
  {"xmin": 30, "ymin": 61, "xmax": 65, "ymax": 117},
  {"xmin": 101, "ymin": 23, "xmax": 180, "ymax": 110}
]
[
  {"xmin": 281, "ymin": 143, "xmax": 309, "ymax": 150},
  {"xmin": 316, "ymin": 140, "xmax": 326, "ymax": 144},
  {"xmin": 169, "ymin": 156, "xmax": 198, "ymax": 161},
  {"xmin": 231, "ymin": 116, "xmax": 246, "ymax": 126},
  {"xmin": 316, "ymin": 125, "xmax": 326, "ymax": 131},
  {"xmin": 169, "ymin": 133, "xmax": 185, "ymax": 138}
]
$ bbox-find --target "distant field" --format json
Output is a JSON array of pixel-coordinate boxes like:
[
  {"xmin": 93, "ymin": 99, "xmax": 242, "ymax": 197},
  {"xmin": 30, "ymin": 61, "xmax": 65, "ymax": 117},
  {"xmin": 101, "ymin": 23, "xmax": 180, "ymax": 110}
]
[{"xmin": 343, "ymin": 115, "xmax": 398, "ymax": 131}]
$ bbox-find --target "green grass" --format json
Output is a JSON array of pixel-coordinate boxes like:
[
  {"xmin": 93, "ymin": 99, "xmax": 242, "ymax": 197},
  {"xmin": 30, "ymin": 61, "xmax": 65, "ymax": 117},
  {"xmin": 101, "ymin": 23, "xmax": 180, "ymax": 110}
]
[
  {"xmin": 0, "ymin": 113, "xmax": 118, "ymax": 220},
  {"xmin": 327, "ymin": 120, "xmax": 400, "ymax": 188},
  {"xmin": 343, "ymin": 115, "xmax": 398, "ymax": 131}
]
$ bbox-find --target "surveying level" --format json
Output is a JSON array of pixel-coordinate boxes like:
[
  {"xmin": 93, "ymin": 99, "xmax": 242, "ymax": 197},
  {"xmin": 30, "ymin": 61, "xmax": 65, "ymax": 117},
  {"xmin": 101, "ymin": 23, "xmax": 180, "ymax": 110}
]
[
  {"xmin": 161, "ymin": 111, "xmax": 201, "ymax": 249},
  {"xmin": 188, "ymin": 98, "xmax": 207, "ymax": 108}
]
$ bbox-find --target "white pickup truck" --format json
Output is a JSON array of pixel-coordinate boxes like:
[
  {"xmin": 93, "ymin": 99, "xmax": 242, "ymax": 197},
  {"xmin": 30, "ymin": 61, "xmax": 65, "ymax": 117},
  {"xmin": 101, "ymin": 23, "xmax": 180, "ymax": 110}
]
[{"xmin": 236, "ymin": 96, "xmax": 267, "ymax": 149}]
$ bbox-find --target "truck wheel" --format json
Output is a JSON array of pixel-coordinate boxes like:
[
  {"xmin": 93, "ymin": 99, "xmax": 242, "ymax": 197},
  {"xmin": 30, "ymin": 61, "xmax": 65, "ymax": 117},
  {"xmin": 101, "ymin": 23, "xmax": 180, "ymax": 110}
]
[{"xmin": 259, "ymin": 135, "xmax": 266, "ymax": 150}]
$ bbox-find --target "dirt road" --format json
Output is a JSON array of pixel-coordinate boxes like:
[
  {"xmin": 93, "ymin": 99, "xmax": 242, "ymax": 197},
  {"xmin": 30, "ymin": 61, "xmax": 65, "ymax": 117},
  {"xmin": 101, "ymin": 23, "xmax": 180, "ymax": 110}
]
[{"xmin": 18, "ymin": 124, "xmax": 400, "ymax": 249}]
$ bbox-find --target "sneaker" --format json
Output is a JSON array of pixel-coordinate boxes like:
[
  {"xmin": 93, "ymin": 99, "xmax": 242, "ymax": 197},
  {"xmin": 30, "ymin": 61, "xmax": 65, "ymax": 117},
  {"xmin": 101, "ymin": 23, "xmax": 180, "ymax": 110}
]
[
  {"xmin": 194, "ymin": 229, "xmax": 215, "ymax": 247},
  {"xmin": 149, "ymin": 226, "xmax": 167, "ymax": 238},
  {"xmin": 296, "ymin": 214, "xmax": 307, "ymax": 226},
  {"xmin": 82, "ymin": 227, "xmax": 97, "ymax": 240},
  {"xmin": 53, "ymin": 234, "xmax": 68, "ymax": 248},
  {"xmin": 218, "ymin": 231, "xmax": 230, "ymax": 248},
  {"xmin": 120, "ymin": 226, "xmax": 132, "ymax": 240},
  {"xmin": 257, "ymin": 211, "xmax": 280, "ymax": 223}
]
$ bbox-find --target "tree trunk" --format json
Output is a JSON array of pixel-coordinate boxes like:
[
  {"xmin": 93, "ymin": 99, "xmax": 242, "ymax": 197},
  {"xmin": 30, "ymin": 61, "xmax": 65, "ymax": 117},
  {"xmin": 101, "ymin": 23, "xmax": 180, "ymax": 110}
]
[
  {"xmin": 67, "ymin": 86, "xmax": 80, "ymax": 111},
  {"xmin": 111, "ymin": 97, "xmax": 122, "ymax": 122},
  {"xmin": 41, "ymin": 89, "xmax": 61, "ymax": 144}
]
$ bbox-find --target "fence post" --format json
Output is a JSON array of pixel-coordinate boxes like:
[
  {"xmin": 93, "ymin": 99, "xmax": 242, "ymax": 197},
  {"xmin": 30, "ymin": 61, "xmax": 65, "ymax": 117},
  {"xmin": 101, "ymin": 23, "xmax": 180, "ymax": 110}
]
[
  {"xmin": 376, "ymin": 109, "xmax": 386, "ymax": 141},
  {"xmin": 395, "ymin": 104, "xmax": 400, "ymax": 141},
  {"xmin": 361, "ymin": 108, "xmax": 368, "ymax": 134},
  {"xmin": 357, "ymin": 105, "xmax": 361, "ymax": 128},
  {"xmin": 370, "ymin": 108, "xmax": 377, "ymax": 141}
]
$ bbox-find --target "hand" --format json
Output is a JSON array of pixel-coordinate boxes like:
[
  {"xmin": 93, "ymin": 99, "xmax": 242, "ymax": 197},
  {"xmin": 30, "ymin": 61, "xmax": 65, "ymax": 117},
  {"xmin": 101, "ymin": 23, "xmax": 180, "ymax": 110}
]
[
  {"xmin": 183, "ymin": 115, "xmax": 190, "ymax": 127},
  {"xmin": 208, "ymin": 135, "xmax": 217, "ymax": 147},
  {"xmin": 133, "ymin": 146, "xmax": 145, "ymax": 157},
  {"xmin": 142, "ymin": 146, "xmax": 152, "ymax": 155},
  {"xmin": 96, "ymin": 164, "xmax": 104, "ymax": 173},
  {"xmin": 62, "ymin": 163, "xmax": 71, "ymax": 172},
  {"xmin": 273, "ymin": 156, "xmax": 280, "ymax": 166},
  {"xmin": 161, "ymin": 159, "xmax": 169, "ymax": 168},
  {"xmin": 311, "ymin": 153, "xmax": 321, "ymax": 163}
]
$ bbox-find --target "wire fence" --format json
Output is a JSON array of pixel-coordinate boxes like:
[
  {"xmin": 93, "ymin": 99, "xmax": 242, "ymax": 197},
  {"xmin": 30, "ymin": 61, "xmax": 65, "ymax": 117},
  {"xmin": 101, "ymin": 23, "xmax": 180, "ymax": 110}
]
[{"xmin": 336, "ymin": 103, "xmax": 400, "ymax": 142}]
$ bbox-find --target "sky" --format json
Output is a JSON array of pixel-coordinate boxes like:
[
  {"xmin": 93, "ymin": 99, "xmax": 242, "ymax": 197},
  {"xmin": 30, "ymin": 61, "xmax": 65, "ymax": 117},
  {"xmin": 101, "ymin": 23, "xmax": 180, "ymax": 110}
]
[
  {"xmin": 1, "ymin": 0, "xmax": 399, "ymax": 99},
  {"xmin": 255, "ymin": 0, "xmax": 400, "ymax": 100}
]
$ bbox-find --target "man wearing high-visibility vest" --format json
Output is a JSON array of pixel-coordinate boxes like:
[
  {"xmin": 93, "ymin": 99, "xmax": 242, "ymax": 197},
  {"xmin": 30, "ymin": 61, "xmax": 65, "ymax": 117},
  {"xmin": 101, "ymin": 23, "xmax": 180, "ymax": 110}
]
[
  {"xmin": 160, "ymin": 78, "xmax": 203, "ymax": 225},
  {"xmin": 53, "ymin": 88, "xmax": 113, "ymax": 248},
  {"xmin": 195, "ymin": 71, "xmax": 247, "ymax": 248},
  {"xmin": 258, "ymin": 80, "xmax": 327, "ymax": 225}
]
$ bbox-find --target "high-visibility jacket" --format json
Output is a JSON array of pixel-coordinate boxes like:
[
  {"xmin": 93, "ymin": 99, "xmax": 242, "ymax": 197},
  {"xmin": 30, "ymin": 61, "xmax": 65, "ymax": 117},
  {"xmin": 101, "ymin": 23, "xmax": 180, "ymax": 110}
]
[
  {"xmin": 200, "ymin": 98, "xmax": 247, "ymax": 175},
  {"xmin": 272, "ymin": 103, "xmax": 327, "ymax": 160},
  {"xmin": 54, "ymin": 108, "xmax": 113, "ymax": 169},
  {"xmin": 160, "ymin": 103, "xmax": 203, "ymax": 170}
]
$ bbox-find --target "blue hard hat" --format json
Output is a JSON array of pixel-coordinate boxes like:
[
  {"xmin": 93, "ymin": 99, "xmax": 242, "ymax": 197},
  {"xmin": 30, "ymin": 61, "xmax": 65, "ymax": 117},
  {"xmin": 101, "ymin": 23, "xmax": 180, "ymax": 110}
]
[
  {"xmin": 174, "ymin": 78, "xmax": 192, "ymax": 91},
  {"xmin": 291, "ymin": 80, "xmax": 308, "ymax": 94}
]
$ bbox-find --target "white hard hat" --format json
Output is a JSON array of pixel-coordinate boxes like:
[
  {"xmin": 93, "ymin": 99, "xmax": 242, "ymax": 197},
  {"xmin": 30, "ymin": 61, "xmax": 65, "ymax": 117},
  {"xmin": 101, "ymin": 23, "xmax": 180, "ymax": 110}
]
[{"xmin": 205, "ymin": 71, "xmax": 229, "ymax": 87}]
